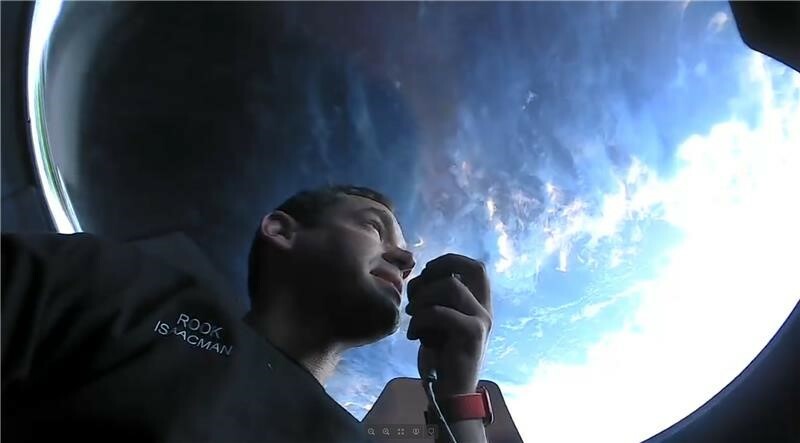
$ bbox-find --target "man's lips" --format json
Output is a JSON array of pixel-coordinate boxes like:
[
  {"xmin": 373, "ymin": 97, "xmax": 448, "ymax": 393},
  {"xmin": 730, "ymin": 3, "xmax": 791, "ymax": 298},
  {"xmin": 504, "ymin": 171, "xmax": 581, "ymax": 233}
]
[
  {"xmin": 375, "ymin": 276, "xmax": 401, "ymax": 305},
  {"xmin": 371, "ymin": 270, "xmax": 403, "ymax": 297}
]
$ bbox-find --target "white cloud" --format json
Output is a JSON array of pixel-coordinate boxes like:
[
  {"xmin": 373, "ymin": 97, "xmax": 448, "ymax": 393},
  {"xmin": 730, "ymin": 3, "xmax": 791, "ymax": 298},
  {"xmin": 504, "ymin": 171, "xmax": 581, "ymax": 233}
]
[
  {"xmin": 494, "ymin": 221, "xmax": 516, "ymax": 273},
  {"xmin": 501, "ymin": 316, "xmax": 536, "ymax": 331},
  {"xmin": 570, "ymin": 282, "xmax": 648, "ymax": 323},
  {"xmin": 679, "ymin": 0, "xmax": 692, "ymax": 15},
  {"xmin": 569, "ymin": 300, "xmax": 611, "ymax": 322},
  {"xmin": 504, "ymin": 53, "xmax": 800, "ymax": 443},
  {"xmin": 496, "ymin": 345, "xmax": 516, "ymax": 360},
  {"xmin": 486, "ymin": 198, "xmax": 497, "ymax": 219},
  {"xmin": 708, "ymin": 11, "xmax": 729, "ymax": 33},
  {"xmin": 533, "ymin": 323, "xmax": 544, "ymax": 339}
]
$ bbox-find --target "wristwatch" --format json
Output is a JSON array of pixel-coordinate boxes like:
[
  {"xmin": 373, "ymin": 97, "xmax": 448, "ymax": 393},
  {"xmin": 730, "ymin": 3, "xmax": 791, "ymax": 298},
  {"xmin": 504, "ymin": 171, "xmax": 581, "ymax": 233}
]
[{"xmin": 424, "ymin": 386, "xmax": 494, "ymax": 426}]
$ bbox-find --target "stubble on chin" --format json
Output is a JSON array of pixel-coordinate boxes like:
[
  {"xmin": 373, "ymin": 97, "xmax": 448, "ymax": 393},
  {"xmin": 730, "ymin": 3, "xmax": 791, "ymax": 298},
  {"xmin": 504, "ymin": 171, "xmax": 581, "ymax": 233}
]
[{"xmin": 330, "ymin": 287, "xmax": 401, "ymax": 345}]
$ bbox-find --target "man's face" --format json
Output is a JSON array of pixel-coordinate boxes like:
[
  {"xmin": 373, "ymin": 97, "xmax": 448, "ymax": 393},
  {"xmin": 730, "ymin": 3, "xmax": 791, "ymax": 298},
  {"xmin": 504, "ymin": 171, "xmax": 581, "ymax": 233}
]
[{"xmin": 289, "ymin": 195, "xmax": 416, "ymax": 346}]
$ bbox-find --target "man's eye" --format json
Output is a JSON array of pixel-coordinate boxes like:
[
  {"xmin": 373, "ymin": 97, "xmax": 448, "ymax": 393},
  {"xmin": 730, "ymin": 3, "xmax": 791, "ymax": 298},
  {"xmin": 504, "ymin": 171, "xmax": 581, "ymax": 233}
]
[{"xmin": 364, "ymin": 220, "xmax": 383, "ymax": 237}]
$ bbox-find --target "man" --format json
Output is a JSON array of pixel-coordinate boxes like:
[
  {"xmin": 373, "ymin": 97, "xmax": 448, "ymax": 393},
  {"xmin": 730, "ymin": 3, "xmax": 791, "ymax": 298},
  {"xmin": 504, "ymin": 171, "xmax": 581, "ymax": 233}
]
[{"xmin": 2, "ymin": 185, "xmax": 493, "ymax": 443}]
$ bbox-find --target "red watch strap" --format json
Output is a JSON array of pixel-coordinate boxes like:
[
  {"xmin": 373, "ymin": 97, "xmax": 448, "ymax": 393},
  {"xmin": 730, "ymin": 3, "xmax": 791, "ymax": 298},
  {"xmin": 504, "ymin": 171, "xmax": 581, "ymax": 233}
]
[{"xmin": 426, "ymin": 386, "xmax": 494, "ymax": 426}]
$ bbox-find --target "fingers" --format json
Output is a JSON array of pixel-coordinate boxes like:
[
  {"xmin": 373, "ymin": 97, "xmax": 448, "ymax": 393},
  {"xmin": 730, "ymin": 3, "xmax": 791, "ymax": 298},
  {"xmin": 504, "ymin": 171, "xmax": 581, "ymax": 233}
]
[
  {"xmin": 407, "ymin": 304, "xmax": 487, "ymax": 347},
  {"xmin": 421, "ymin": 253, "xmax": 486, "ymax": 283},
  {"xmin": 405, "ymin": 274, "xmax": 484, "ymax": 317},
  {"xmin": 408, "ymin": 253, "xmax": 492, "ymax": 313}
]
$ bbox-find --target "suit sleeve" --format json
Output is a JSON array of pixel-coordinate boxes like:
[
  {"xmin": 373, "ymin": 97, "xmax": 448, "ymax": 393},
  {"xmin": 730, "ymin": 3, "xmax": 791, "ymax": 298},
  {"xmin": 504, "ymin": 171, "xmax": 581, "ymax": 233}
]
[
  {"xmin": 2, "ymin": 233, "xmax": 63, "ymax": 393},
  {"xmin": 1, "ymin": 232, "xmax": 144, "ymax": 396}
]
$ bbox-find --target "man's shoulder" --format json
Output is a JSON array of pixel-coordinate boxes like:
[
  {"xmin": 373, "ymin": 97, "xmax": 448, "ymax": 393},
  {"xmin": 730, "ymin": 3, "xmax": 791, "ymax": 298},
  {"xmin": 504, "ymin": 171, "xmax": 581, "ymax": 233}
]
[
  {"xmin": 2, "ymin": 230, "xmax": 227, "ymax": 309},
  {"xmin": 2, "ymin": 231, "xmax": 130, "ymax": 259},
  {"xmin": 3, "ymin": 230, "xmax": 211, "ymax": 275}
]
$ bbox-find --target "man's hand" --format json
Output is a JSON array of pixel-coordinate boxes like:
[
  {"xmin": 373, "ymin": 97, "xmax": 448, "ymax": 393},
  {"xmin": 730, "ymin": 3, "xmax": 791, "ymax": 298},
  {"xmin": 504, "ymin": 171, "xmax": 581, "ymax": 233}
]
[{"xmin": 405, "ymin": 253, "xmax": 493, "ymax": 397}]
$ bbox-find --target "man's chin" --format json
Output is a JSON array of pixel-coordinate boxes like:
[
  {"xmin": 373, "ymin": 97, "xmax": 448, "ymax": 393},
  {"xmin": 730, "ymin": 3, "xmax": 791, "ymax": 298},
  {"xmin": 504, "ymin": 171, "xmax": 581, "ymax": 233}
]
[{"xmin": 334, "ymin": 293, "xmax": 401, "ymax": 346}]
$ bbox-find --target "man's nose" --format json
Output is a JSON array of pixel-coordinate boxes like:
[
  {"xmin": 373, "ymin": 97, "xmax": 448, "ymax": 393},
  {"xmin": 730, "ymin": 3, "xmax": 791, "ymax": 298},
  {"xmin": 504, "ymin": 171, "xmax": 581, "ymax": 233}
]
[{"xmin": 386, "ymin": 248, "xmax": 415, "ymax": 279}]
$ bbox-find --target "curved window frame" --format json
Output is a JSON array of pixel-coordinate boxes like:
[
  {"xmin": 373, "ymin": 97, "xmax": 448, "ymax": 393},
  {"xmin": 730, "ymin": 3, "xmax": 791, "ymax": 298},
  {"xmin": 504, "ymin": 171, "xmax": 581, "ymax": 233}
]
[{"xmin": 27, "ymin": 0, "xmax": 81, "ymax": 233}]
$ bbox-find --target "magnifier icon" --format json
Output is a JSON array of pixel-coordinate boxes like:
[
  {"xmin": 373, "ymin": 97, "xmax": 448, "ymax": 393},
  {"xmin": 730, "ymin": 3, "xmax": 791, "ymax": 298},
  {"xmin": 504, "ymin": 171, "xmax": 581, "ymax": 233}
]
[
  {"xmin": 382, "ymin": 428, "xmax": 390, "ymax": 436},
  {"xmin": 367, "ymin": 428, "xmax": 375, "ymax": 436}
]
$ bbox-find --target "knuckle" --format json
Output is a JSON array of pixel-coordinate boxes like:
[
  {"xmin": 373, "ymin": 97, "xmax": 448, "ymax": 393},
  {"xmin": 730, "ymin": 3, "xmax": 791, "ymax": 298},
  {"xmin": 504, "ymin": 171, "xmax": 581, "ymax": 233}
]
[
  {"xmin": 469, "ymin": 319, "xmax": 487, "ymax": 339},
  {"xmin": 478, "ymin": 323, "xmax": 491, "ymax": 342},
  {"xmin": 469, "ymin": 258, "xmax": 486, "ymax": 273}
]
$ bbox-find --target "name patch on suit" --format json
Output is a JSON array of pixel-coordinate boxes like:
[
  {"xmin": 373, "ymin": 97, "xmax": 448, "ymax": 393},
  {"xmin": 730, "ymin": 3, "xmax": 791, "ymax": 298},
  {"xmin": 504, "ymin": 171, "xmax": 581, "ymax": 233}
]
[{"xmin": 154, "ymin": 313, "xmax": 233, "ymax": 356}]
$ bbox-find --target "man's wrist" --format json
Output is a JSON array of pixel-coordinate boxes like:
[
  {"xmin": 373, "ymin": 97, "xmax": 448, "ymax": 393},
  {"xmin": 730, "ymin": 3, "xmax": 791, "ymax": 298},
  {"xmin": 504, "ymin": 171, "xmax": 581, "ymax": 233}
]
[
  {"xmin": 427, "ymin": 387, "xmax": 475, "ymax": 424},
  {"xmin": 434, "ymin": 419, "xmax": 488, "ymax": 443},
  {"xmin": 426, "ymin": 384, "xmax": 493, "ymax": 428},
  {"xmin": 433, "ymin": 380, "xmax": 478, "ymax": 398}
]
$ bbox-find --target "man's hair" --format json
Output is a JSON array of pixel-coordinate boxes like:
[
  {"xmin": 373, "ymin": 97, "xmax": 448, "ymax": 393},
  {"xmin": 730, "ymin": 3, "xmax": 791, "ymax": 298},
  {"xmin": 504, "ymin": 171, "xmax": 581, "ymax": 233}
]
[{"xmin": 247, "ymin": 185, "xmax": 394, "ymax": 303}]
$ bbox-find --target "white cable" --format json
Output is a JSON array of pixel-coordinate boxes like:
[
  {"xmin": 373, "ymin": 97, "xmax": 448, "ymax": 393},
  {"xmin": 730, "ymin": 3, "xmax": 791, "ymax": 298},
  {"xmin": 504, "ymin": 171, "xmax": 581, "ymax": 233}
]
[{"xmin": 423, "ymin": 373, "xmax": 458, "ymax": 443}]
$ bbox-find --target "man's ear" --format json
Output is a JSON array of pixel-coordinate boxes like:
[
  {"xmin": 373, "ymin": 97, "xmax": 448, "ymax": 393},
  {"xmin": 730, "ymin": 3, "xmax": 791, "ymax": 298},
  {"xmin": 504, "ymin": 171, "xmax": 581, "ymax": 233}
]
[{"xmin": 259, "ymin": 211, "xmax": 298, "ymax": 252}]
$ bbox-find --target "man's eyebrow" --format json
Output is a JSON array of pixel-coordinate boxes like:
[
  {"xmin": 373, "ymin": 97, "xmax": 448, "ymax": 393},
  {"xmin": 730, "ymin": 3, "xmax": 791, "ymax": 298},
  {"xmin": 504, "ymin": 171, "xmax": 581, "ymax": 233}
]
[{"xmin": 356, "ymin": 207, "xmax": 392, "ymax": 226}]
